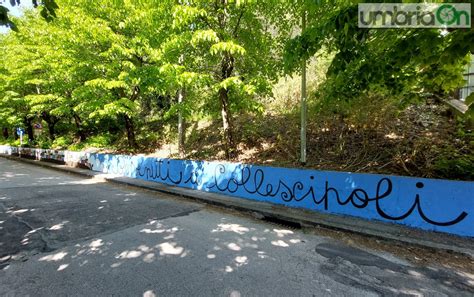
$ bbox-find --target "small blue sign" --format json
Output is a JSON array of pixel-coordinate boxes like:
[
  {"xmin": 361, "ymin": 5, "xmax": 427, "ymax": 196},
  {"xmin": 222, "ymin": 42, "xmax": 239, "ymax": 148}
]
[{"xmin": 16, "ymin": 128, "xmax": 25, "ymax": 136}]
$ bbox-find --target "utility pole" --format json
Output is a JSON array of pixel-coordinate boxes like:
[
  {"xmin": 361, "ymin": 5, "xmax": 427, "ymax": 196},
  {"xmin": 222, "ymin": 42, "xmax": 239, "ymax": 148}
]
[
  {"xmin": 177, "ymin": 88, "xmax": 185, "ymax": 158},
  {"xmin": 300, "ymin": 8, "xmax": 307, "ymax": 165},
  {"xmin": 177, "ymin": 54, "xmax": 185, "ymax": 158}
]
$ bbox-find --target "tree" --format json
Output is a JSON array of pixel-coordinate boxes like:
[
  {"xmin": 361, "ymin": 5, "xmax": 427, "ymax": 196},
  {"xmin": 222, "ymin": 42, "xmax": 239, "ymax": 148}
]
[
  {"xmin": 71, "ymin": 0, "xmax": 176, "ymax": 149},
  {"xmin": 170, "ymin": 0, "xmax": 288, "ymax": 159},
  {"xmin": 285, "ymin": 1, "xmax": 474, "ymax": 109}
]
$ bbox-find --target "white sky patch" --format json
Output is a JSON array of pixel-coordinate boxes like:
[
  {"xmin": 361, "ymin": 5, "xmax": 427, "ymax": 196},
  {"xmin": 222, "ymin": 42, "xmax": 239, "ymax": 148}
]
[{"xmin": 0, "ymin": 1, "xmax": 34, "ymax": 33}]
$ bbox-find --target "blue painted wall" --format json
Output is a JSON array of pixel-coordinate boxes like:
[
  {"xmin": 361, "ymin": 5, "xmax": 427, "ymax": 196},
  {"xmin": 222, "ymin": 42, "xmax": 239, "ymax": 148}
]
[
  {"xmin": 1, "ymin": 146, "xmax": 472, "ymax": 237},
  {"xmin": 85, "ymin": 153, "xmax": 474, "ymax": 237}
]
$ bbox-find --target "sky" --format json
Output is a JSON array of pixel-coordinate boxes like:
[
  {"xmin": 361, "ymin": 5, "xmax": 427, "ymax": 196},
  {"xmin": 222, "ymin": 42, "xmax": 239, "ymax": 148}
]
[{"xmin": 0, "ymin": 0, "xmax": 34, "ymax": 33}]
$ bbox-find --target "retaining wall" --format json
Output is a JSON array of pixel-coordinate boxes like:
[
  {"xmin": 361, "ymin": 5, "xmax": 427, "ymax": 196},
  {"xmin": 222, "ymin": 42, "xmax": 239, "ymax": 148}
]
[{"xmin": 1, "ymin": 145, "xmax": 472, "ymax": 237}]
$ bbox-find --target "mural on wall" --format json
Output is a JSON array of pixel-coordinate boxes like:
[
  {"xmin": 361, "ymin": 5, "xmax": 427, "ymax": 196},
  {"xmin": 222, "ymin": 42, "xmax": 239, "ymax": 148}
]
[
  {"xmin": 83, "ymin": 153, "xmax": 472, "ymax": 236},
  {"xmin": 1, "ymin": 146, "xmax": 472, "ymax": 237},
  {"xmin": 130, "ymin": 158, "xmax": 472, "ymax": 236},
  {"xmin": 88, "ymin": 154, "xmax": 140, "ymax": 177},
  {"xmin": 64, "ymin": 151, "xmax": 90, "ymax": 169},
  {"xmin": 0, "ymin": 146, "xmax": 65, "ymax": 162},
  {"xmin": 0, "ymin": 145, "xmax": 18, "ymax": 155},
  {"xmin": 38, "ymin": 149, "xmax": 65, "ymax": 162}
]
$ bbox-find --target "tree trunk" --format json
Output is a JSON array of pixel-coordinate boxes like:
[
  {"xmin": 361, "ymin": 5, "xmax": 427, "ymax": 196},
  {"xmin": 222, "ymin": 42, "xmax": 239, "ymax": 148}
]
[
  {"xmin": 73, "ymin": 113, "xmax": 87, "ymax": 142},
  {"xmin": 219, "ymin": 53, "xmax": 236, "ymax": 159},
  {"xmin": 177, "ymin": 88, "xmax": 186, "ymax": 158},
  {"xmin": 124, "ymin": 114, "xmax": 138, "ymax": 149},
  {"xmin": 42, "ymin": 112, "xmax": 58, "ymax": 141},
  {"xmin": 2, "ymin": 128, "xmax": 8, "ymax": 139},
  {"xmin": 48, "ymin": 124, "xmax": 56, "ymax": 141},
  {"xmin": 27, "ymin": 125, "xmax": 34, "ymax": 143},
  {"xmin": 219, "ymin": 87, "xmax": 236, "ymax": 159},
  {"xmin": 24, "ymin": 117, "xmax": 34, "ymax": 143}
]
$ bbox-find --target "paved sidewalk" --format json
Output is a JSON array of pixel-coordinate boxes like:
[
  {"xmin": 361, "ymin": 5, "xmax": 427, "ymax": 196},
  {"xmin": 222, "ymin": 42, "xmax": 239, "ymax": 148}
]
[{"xmin": 2, "ymin": 154, "xmax": 473, "ymax": 258}]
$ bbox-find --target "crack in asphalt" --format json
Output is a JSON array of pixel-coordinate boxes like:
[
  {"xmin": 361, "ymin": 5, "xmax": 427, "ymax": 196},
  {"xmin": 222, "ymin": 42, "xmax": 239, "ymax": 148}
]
[
  {"xmin": 0, "ymin": 202, "xmax": 56, "ymax": 267},
  {"xmin": 0, "ymin": 205, "xmax": 201, "ymax": 269},
  {"xmin": 315, "ymin": 242, "xmax": 474, "ymax": 295}
]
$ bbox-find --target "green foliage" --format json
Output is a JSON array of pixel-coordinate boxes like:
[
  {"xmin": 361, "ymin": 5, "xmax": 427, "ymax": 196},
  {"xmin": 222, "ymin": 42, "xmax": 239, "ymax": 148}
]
[
  {"xmin": 0, "ymin": 0, "xmax": 471, "ymax": 176},
  {"xmin": 68, "ymin": 134, "xmax": 112, "ymax": 151},
  {"xmin": 51, "ymin": 135, "xmax": 73, "ymax": 149},
  {"xmin": 285, "ymin": 1, "xmax": 473, "ymax": 107},
  {"xmin": 1, "ymin": 0, "xmax": 289, "ymax": 155},
  {"xmin": 434, "ymin": 149, "xmax": 474, "ymax": 180},
  {"xmin": 35, "ymin": 137, "xmax": 51, "ymax": 149},
  {"xmin": 210, "ymin": 41, "xmax": 246, "ymax": 56}
]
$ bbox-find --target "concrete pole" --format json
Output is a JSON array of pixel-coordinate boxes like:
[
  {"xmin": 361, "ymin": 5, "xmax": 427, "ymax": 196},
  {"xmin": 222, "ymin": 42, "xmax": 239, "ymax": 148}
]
[
  {"xmin": 300, "ymin": 9, "xmax": 307, "ymax": 165},
  {"xmin": 177, "ymin": 88, "xmax": 185, "ymax": 158},
  {"xmin": 178, "ymin": 54, "xmax": 185, "ymax": 158}
]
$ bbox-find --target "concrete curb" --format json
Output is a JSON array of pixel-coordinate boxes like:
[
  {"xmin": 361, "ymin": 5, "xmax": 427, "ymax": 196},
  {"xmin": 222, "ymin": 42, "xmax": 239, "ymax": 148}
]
[{"xmin": 2, "ymin": 154, "xmax": 473, "ymax": 258}]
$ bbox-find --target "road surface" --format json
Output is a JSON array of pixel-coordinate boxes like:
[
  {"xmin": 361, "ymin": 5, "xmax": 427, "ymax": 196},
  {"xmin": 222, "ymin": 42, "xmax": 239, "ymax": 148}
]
[{"xmin": 0, "ymin": 157, "xmax": 473, "ymax": 296}]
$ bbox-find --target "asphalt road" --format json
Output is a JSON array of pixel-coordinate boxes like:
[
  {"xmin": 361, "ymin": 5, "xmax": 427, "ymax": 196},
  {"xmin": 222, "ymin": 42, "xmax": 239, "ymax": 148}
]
[{"xmin": 0, "ymin": 157, "xmax": 473, "ymax": 297}]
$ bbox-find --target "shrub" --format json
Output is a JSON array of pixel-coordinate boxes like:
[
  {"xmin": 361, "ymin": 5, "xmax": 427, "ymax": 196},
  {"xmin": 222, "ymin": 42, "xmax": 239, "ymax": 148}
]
[
  {"xmin": 434, "ymin": 154, "xmax": 474, "ymax": 180},
  {"xmin": 52, "ymin": 136, "xmax": 74, "ymax": 149},
  {"xmin": 68, "ymin": 134, "xmax": 113, "ymax": 151}
]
